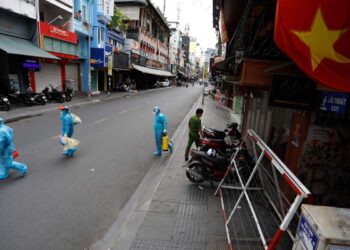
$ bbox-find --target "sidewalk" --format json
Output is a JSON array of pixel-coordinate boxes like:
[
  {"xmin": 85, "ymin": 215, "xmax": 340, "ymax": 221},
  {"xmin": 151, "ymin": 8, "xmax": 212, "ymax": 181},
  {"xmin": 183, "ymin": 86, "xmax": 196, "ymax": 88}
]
[
  {"xmin": 110, "ymin": 96, "xmax": 240, "ymax": 250},
  {"xmin": 0, "ymin": 88, "xmax": 169, "ymax": 123}
]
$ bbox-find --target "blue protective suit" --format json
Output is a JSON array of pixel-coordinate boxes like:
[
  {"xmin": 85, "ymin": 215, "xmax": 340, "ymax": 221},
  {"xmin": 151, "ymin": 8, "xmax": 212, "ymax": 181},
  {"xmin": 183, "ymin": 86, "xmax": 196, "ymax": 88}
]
[
  {"xmin": 153, "ymin": 107, "xmax": 167, "ymax": 155},
  {"xmin": 60, "ymin": 109, "xmax": 76, "ymax": 156},
  {"xmin": 0, "ymin": 118, "xmax": 27, "ymax": 179}
]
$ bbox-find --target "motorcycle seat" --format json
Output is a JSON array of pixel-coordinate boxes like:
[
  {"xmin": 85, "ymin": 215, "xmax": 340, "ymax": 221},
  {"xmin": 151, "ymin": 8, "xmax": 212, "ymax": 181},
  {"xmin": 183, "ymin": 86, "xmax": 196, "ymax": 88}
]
[{"xmin": 193, "ymin": 150, "xmax": 229, "ymax": 170}]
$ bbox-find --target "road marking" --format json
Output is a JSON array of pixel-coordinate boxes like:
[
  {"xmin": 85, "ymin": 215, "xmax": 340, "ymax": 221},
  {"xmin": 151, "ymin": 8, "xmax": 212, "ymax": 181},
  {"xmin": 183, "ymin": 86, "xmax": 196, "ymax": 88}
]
[
  {"xmin": 120, "ymin": 110, "xmax": 127, "ymax": 114},
  {"xmin": 95, "ymin": 118, "xmax": 106, "ymax": 124},
  {"xmin": 51, "ymin": 134, "xmax": 61, "ymax": 140}
]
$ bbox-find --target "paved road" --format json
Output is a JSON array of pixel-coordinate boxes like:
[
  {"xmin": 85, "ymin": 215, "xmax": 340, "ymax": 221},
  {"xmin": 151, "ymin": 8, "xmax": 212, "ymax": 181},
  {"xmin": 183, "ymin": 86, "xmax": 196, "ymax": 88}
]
[{"xmin": 0, "ymin": 86, "xmax": 202, "ymax": 250}]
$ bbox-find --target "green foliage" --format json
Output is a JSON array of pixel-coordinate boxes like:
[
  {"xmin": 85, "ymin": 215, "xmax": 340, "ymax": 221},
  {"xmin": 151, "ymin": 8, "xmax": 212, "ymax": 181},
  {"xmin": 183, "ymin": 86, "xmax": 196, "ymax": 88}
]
[{"xmin": 108, "ymin": 7, "xmax": 128, "ymax": 33}]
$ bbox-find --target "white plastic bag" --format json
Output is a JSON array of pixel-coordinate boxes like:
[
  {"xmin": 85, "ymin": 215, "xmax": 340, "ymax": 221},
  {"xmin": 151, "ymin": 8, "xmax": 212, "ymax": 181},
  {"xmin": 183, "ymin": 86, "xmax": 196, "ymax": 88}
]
[{"xmin": 71, "ymin": 113, "xmax": 82, "ymax": 125}]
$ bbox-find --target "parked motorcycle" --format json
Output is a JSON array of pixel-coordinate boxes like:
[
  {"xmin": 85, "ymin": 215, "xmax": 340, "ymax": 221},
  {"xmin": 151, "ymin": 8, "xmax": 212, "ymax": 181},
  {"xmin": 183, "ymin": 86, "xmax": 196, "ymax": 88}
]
[
  {"xmin": 185, "ymin": 148, "xmax": 254, "ymax": 184},
  {"xmin": 7, "ymin": 87, "xmax": 35, "ymax": 106},
  {"xmin": 0, "ymin": 95, "xmax": 10, "ymax": 111},
  {"xmin": 28, "ymin": 87, "xmax": 47, "ymax": 105},
  {"xmin": 42, "ymin": 85, "xmax": 65, "ymax": 103},
  {"xmin": 200, "ymin": 123, "xmax": 242, "ymax": 157},
  {"xmin": 202, "ymin": 122, "xmax": 239, "ymax": 139},
  {"xmin": 65, "ymin": 86, "xmax": 73, "ymax": 102}
]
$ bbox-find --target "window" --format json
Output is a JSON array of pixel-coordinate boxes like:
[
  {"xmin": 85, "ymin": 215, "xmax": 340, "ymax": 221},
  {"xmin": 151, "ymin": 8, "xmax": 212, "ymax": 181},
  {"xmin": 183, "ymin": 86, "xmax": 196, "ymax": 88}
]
[
  {"xmin": 82, "ymin": 5, "xmax": 86, "ymax": 20},
  {"xmin": 43, "ymin": 37, "xmax": 53, "ymax": 51},
  {"xmin": 61, "ymin": 42, "xmax": 68, "ymax": 54},
  {"xmin": 98, "ymin": 28, "xmax": 104, "ymax": 44},
  {"xmin": 53, "ymin": 39, "xmax": 61, "ymax": 52}
]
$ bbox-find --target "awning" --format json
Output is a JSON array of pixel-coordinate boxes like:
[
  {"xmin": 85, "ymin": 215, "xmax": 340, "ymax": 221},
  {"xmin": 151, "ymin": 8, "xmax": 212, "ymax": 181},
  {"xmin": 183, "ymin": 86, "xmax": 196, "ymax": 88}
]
[
  {"xmin": 0, "ymin": 34, "xmax": 59, "ymax": 60},
  {"xmin": 132, "ymin": 64, "xmax": 174, "ymax": 77}
]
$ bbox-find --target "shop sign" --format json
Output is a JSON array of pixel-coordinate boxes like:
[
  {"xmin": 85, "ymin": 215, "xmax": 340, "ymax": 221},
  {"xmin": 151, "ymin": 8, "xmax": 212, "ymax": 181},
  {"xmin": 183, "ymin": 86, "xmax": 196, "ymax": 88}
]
[
  {"xmin": 269, "ymin": 74, "xmax": 317, "ymax": 110},
  {"xmin": 105, "ymin": 43, "xmax": 113, "ymax": 67},
  {"xmin": 39, "ymin": 22, "xmax": 78, "ymax": 44},
  {"xmin": 320, "ymin": 92, "xmax": 348, "ymax": 114},
  {"xmin": 104, "ymin": 0, "xmax": 115, "ymax": 17},
  {"xmin": 297, "ymin": 215, "xmax": 319, "ymax": 250},
  {"xmin": 22, "ymin": 59, "xmax": 41, "ymax": 71},
  {"xmin": 90, "ymin": 48, "xmax": 104, "ymax": 68}
]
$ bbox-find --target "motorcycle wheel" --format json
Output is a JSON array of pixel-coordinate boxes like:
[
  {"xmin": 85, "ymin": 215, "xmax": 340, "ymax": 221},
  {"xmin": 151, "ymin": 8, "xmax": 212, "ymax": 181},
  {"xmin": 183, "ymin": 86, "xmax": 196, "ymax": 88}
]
[
  {"xmin": 2, "ymin": 104, "xmax": 10, "ymax": 111},
  {"xmin": 57, "ymin": 97, "xmax": 65, "ymax": 103},
  {"xmin": 65, "ymin": 95, "xmax": 72, "ymax": 102},
  {"xmin": 186, "ymin": 162, "xmax": 204, "ymax": 184},
  {"xmin": 25, "ymin": 98, "xmax": 34, "ymax": 106}
]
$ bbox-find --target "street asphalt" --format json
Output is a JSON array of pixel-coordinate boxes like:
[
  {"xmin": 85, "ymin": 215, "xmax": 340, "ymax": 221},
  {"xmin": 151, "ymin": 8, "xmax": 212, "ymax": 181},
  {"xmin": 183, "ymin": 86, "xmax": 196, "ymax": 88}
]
[{"xmin": 0, "ymin": 85, "xmax": 203, "ymax": 250}]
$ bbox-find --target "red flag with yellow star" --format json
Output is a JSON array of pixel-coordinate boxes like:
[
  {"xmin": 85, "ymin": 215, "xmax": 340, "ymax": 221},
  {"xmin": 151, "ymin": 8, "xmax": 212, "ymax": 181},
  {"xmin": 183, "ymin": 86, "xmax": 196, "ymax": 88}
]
[{"xmin": 274, "ymin": 0, "xmax": 350, "ymax": 91}]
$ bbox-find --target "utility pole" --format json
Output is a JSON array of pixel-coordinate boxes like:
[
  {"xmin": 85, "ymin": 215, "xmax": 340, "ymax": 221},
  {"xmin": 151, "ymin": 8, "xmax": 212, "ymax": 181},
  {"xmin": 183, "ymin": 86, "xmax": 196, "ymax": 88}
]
[{"xmin": 163, "ymin": 0, "xmax": 166, "ymax": 14}]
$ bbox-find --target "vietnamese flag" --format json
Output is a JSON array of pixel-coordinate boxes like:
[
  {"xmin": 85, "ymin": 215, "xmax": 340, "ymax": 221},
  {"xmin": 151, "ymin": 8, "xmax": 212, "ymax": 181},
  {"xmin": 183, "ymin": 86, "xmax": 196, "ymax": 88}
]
[{"xmin": 274, "ymin": 0, "xmax": 350, "ymax": 91}]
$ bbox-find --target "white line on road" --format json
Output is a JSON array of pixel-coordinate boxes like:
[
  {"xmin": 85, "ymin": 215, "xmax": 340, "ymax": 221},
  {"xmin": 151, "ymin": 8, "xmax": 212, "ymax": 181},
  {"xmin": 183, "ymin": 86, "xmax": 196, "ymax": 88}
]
[
  {"xmin": 120, "ymin": 110, "xmax": 127, "ymax": 114},
  {"xmin": 95, "ymin": 118, "xmax": 106, "ymax": 124}
]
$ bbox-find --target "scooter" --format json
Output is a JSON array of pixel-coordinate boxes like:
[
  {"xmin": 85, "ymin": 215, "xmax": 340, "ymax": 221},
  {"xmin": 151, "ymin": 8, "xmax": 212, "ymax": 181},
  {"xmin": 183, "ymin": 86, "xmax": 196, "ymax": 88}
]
[
  {"xmin": 42, "ymin": 85, "xmax": 65, "ymax": 103},
  {"xmin": 0, "ymin": 95, "xmax": 10, "ymax": 111},
  {"xmin": 200, "ymin": 125, "xmax": 243, "ymax": 157},
  {"xmin": 65, "ymin": 86, "xmax": 73, "ymax": 102},
  {"xmin": 185, "ymin": 148, "xmax": 253, "ymax": 184},
  {"xmin": 28, "ymin": 87, "xmax": 47, "ymax": 105},
  {"xmin": 7, "ymin": 87, "xmax": 35, "ymax": 106},
  {"xmin": 202, "ymin": 122, "xmax": 239, "ymax": 139}
]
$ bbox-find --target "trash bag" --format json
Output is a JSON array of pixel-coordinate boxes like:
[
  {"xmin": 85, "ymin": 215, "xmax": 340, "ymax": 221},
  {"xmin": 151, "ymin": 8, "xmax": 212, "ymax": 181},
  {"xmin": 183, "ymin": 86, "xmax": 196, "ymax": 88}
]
[
  {"xmin": 71, "ymin": 113, "xmax": 82, "ymax": 125},
  {"xmin": 63, "ymin": 137, "xmax": 80, "ymax": 152}
]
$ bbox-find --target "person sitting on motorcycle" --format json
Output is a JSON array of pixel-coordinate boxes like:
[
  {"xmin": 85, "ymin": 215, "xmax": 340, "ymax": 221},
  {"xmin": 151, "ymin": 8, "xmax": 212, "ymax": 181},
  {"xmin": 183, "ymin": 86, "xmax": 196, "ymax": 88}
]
[
  {"xmin": 0, "ymin": 117, "xmax": 27, "ymax": 179},
  {"xmin": 185, "ymin": 108, "xmax": 204, "ymax": 161}
]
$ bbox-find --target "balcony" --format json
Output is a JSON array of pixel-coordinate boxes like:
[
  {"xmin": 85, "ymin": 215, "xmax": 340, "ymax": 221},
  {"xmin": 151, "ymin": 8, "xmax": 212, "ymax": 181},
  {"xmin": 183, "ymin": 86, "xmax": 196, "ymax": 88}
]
[{"xmin": 73, "ymin": 18, "xmax": 90, "ymax": 36}]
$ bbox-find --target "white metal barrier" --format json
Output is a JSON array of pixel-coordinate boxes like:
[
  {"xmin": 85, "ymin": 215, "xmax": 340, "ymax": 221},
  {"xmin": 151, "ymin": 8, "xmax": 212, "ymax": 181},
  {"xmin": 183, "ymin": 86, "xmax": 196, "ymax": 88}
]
[{"xmin": 215, "ymin": 129, "xmax": 312, "ymax": 250}]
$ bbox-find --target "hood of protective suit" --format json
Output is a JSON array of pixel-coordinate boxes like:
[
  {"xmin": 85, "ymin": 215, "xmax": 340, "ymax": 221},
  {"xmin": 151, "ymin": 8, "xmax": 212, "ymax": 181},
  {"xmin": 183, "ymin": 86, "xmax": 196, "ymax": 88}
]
[{"xmin": 153, "ymin": 106, "xmax": 160, "ymax": 114}]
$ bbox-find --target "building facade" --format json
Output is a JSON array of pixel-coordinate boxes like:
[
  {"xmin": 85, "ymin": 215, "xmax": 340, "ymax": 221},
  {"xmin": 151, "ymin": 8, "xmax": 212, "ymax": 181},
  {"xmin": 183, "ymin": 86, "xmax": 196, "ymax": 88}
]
[
  {"xmin": 115, "ymin": 0, "xmax": 172, "ymax": 89},
  {"xmin": 0, "ymin": 0, "xmax": 59, "ymax": 94}
]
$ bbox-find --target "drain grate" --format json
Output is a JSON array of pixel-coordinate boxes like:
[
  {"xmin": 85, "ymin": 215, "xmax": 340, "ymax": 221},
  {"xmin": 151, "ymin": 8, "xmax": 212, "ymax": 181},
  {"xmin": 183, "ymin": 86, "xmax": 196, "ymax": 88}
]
[
  {"xmin": 182, "ymin": 185, "xmax": 208, "ymax": 204},
  {"xmin": 131, "ymin": 239, "xmax": 205, "ymax": 250},
  {"xmin": 172, "ymin": 204, "xmax": 207, "ymax": 243}
]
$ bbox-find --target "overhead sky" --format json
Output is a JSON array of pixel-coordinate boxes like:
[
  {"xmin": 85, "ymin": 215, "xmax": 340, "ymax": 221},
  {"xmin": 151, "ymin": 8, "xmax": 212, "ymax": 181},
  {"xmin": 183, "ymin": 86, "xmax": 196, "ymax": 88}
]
[{"xmin": 150, "ymin": 0, "xmax": 217, "ymax": 51}]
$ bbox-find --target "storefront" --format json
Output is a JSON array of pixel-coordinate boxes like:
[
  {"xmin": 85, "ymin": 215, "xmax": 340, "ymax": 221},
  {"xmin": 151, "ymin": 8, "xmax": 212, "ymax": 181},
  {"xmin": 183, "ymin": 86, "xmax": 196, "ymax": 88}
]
[
  {"xmin": 90, "ymin": 47, "xmax": 104, "ymax": 93},
  {"xmin": 35, "ymin": 21, "xmax": 79, "ymax": 92},
  {"xmin": 112, "ymin": 50, "xmax": 129, "ymax": 89},
  {"xmin": 0, "ymin": 9, "xmax": 58, "ymax": 94}
]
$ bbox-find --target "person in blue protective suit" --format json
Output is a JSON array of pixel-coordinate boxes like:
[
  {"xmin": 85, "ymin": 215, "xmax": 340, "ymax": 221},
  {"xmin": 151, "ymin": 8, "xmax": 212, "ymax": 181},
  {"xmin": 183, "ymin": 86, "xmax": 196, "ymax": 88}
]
[
  {"xmin": 153, "ymin": 106, "xmax": 170, "ymax": 156},
  {"xmin": 0, "ymin": 117, "xmax": 27, "ymax": 179},
  {"xmin": 59, "ymin": 106, "xmax": 77, "ymax": 156}
]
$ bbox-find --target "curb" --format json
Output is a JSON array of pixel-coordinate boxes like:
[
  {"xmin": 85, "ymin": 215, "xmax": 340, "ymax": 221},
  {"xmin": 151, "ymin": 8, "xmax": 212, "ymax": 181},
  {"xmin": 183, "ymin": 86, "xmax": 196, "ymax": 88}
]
[{"xmin": 4, "ymin": 87, "xmax": 173, "ymax": 123}]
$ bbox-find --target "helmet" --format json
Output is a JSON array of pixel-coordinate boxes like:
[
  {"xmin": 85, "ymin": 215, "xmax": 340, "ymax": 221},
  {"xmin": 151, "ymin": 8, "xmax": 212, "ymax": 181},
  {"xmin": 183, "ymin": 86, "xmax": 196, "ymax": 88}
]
[
  {"xmin": 207, "ymin": 148, "xmax": 217, "ymax": 157},
  {"xmin": 59, "ymin": 105, "xmax": 69, "ymax": 111}
]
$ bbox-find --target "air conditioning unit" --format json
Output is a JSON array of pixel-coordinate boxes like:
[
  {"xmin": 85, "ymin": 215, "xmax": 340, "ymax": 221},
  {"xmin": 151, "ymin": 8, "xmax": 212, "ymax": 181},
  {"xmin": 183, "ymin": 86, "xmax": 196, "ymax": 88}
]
[{"xmin": 293, "ymin": 205, "xmax": 350, "ymax": 250}]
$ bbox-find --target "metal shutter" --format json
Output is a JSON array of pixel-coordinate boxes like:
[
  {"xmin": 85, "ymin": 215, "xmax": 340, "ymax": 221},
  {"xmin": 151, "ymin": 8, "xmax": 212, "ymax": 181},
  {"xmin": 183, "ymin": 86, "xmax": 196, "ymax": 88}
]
[
  {"xmin": 65, "ymin": 64, "xmax": 79, "ymax": 91},
  {"xmin": 35, "ymin": 63, "xmax": 62, "ymax": 92}
]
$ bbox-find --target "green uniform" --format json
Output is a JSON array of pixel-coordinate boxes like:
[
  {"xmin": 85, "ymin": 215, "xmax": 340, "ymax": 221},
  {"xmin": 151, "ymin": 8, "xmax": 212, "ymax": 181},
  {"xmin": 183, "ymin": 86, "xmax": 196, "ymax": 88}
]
[{"xmin": 185, "ymin": 115, "xmax": 202, "ymax": 160}]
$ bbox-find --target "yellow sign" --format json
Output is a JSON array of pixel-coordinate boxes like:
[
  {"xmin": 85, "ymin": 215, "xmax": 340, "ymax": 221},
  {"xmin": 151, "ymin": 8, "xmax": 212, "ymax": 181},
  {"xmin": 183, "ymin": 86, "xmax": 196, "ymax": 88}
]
[{"xmin": 107, "ymin": 55, "xmax": 113, "ymax": 76}]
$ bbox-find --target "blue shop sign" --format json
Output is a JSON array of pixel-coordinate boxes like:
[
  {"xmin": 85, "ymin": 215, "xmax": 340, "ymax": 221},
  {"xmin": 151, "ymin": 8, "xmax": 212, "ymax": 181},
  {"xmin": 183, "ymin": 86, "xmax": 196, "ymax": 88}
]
[
  {"xmin": 320, "ymin": 92, "xmax": 348, "ymax": 114},
  {"xmin": 297, "ymin": 215, "xmax": 319, "ymax": 250},
  {"xmin": 90, "ymin": 48, "xmax": 104, "ymax": 68},
  {"xmin": 105, "ymin": 43, "xmax": 113, "ymax": 67},
  {"xmin": 22, "ymin": 59, "xmax": 41, "ymax": 71}
]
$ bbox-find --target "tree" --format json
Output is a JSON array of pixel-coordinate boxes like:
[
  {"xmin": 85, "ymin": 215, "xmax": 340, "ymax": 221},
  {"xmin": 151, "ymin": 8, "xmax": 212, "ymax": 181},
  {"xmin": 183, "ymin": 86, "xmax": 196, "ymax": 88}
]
[{"xmin": 108, "ymin": 7, "xmax": 128, "ymax": 33}]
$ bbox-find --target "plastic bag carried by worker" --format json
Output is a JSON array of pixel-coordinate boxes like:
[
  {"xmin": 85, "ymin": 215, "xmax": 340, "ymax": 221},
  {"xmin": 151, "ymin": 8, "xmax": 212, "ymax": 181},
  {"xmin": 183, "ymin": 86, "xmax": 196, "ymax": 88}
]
[{"xmin": 71, "ymin": 113, "xmax": 82, "ymax": 125}]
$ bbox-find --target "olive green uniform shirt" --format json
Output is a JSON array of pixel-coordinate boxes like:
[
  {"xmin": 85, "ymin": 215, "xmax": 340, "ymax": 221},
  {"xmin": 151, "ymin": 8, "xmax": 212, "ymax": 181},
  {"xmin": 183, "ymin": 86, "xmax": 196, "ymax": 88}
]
[{"xmin": 188, "ymin": 115, "xmax": 202, "ymax": 137}]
